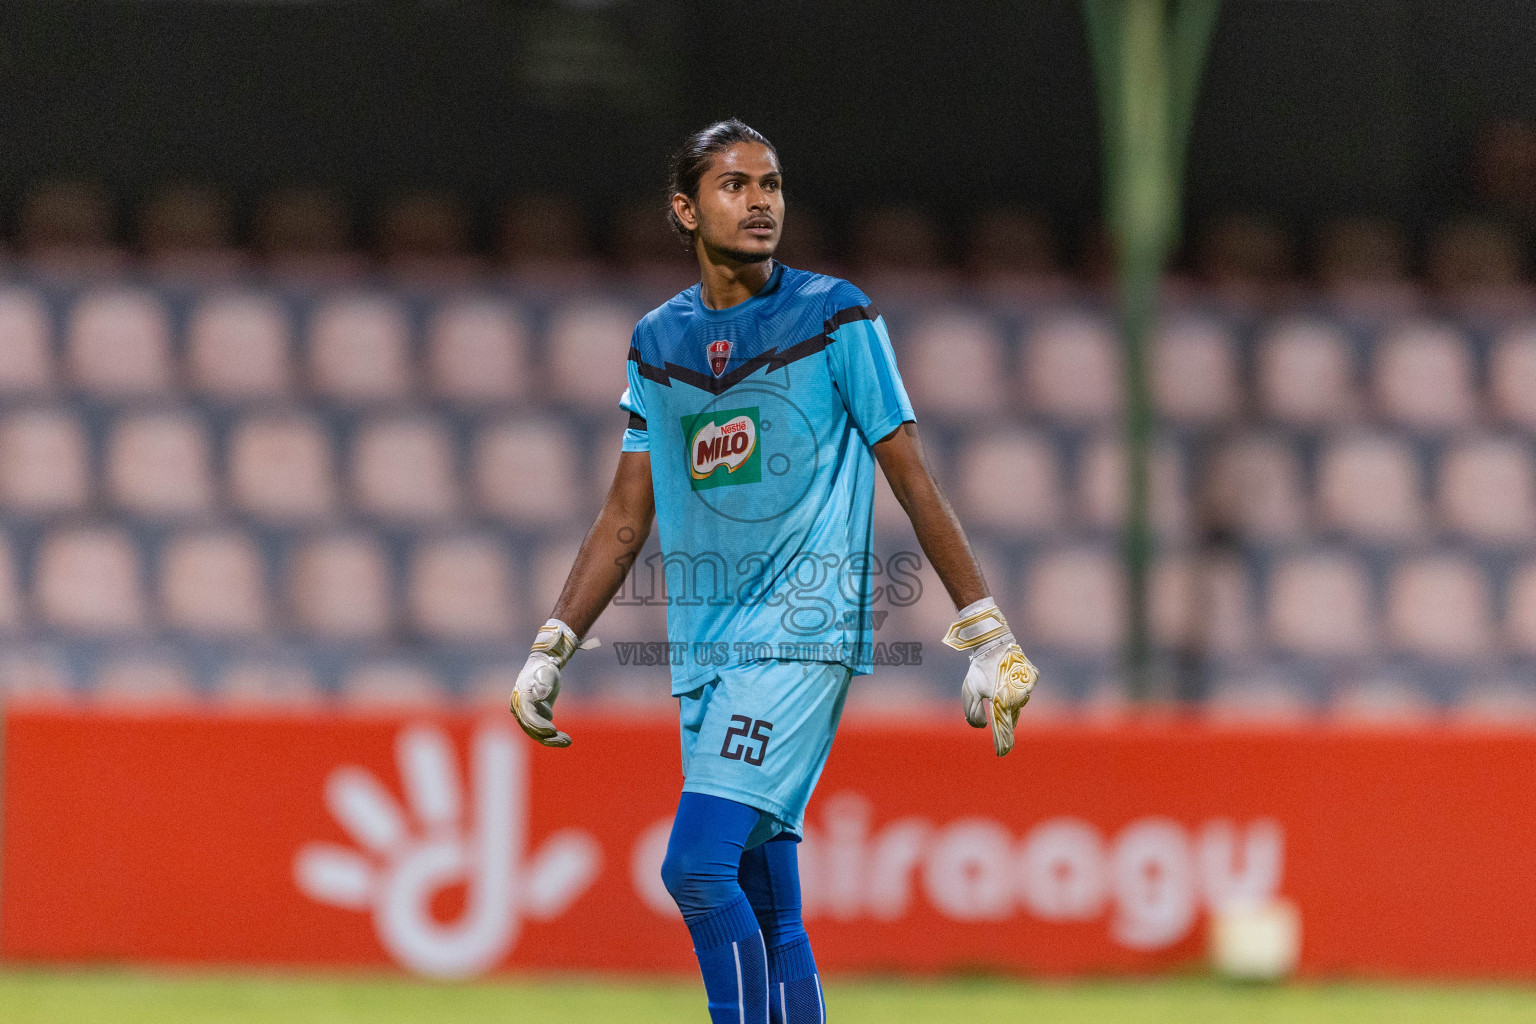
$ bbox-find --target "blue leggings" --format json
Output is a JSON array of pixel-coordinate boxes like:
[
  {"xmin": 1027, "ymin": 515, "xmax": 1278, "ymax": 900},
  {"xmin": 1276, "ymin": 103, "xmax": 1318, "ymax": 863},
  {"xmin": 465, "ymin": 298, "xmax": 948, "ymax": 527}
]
[{"xmin": 661, "ymin": 793, "xmax": 825, "ymax": 1023}]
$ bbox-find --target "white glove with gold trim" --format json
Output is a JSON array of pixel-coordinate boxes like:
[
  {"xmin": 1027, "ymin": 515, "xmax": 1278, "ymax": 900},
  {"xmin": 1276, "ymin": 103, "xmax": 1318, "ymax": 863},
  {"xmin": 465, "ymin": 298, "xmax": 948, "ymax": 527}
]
[
  {"xmin": 943, "ymin": 597, "xmax": 1039, "ymax": 757},
  {"xmin": 510, "ymin": 618, "xmax": 599, "ymax": 748}
]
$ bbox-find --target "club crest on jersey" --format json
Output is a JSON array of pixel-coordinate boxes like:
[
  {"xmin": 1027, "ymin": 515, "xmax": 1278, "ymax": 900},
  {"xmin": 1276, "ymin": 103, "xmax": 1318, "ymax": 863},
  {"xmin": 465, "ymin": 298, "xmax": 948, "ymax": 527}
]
[
  {"xmin": 681, "ymin": 406, "xmax": 762, "ymax": 490},
  {"xmin": 706, "ymin": 339, "xmax": 733, "ymax": 377}
]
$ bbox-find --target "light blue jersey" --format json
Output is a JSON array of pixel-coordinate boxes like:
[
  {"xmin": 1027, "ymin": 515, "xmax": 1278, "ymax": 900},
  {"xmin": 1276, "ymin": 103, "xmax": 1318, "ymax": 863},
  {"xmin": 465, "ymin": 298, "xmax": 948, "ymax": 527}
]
[{"xmin": 618, "ymin": 262, "xmax": 915, "ymax": 697}]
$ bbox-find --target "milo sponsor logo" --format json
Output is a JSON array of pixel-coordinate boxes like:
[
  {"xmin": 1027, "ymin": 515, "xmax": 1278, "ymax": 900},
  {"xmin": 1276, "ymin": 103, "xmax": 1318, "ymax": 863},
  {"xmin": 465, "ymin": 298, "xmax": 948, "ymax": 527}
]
[{"xmin": 682, "ymin": 406, "xmax": 761, "ymax": 490}]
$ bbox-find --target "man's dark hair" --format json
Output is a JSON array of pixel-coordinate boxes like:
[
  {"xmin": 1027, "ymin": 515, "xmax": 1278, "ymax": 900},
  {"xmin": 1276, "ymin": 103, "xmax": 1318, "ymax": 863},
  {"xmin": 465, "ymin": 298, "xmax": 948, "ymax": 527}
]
[{"xmin": 666, "ymin": 119, "xmax": 778, "ymax": 243}]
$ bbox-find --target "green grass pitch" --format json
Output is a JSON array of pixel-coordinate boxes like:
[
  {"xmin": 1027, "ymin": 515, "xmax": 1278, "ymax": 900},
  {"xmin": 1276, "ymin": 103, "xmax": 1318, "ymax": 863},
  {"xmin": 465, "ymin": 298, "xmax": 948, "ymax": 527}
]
[{"xmin": 3, "ymin": 971, "xmax": 1536, "ymax": 1024}]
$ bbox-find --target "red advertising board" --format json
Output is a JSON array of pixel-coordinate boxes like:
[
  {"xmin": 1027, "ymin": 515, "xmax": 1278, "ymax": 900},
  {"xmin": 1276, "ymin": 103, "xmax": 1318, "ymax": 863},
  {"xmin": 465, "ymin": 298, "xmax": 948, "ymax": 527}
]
[{"xmin": 3, "ymin": 708, "xmax": 1535, "ymax": 979}]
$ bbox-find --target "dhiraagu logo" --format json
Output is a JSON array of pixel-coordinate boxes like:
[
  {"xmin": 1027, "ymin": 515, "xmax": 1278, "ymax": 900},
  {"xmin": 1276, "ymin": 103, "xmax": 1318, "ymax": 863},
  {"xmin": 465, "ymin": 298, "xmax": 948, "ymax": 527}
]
[{"xmin": 682, "ymin": 406, "xmax": 761, "ymax": 490}]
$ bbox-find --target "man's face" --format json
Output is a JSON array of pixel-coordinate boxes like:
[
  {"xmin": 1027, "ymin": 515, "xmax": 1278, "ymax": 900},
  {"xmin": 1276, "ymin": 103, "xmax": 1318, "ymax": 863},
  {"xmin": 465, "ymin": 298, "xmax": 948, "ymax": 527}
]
[{"xmin": 677, "ymin": 142, "xmax": 783, "ymax": 263}]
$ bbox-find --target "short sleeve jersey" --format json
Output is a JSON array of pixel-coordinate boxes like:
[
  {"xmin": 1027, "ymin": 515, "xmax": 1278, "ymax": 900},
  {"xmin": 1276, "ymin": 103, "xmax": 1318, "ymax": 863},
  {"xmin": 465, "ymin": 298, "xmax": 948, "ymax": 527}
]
[{"xmin": 618, "ymin": 263, "xmax": 915, "ymax": 695}]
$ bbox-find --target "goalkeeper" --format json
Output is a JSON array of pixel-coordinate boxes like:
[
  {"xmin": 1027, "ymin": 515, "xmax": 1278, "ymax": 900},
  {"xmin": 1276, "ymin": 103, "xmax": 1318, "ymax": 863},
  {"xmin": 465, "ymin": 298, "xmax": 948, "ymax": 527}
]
[{"xmin": 512, "ymin": 119, "xmax": 1038, "ymax": 1024}]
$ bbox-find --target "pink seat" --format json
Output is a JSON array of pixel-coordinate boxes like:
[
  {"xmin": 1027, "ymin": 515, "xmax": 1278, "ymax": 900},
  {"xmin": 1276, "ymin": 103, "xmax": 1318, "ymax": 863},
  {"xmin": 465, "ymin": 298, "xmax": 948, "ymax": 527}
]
[
  {"xmin": 407, "ymin": 535, "xmax": 517, "ymax": 642},
  {"xmin": 1202, "ymin": 434, "xmax": 1308, "ymax": 539},
  {"xmin": 1077, "ymin": 434, "xmax": 1188, "ymax": 534},
  {"xmin": 1330, "ymin": 676, "xmax": 1437, "ymax": 725},
  {"xmin": 426, "ymin": 299, "xmax": 529, "ymax": 403},
  {"xmin": 545, "ymin": 300, "xmax": 639, "ymax": 408},
  {"xmin": 0, "ymin": 287, "xmax": 54, "ymax": 394},
  {"xmin": 0, "ymin": 648, "xmax": 74, "ymax": 705},
  {"xmin": 288, "ymin": 533, "xmax": 392, "ymax": 640},
  {"xmin": 1385, "ymin": 555, "xmax": 1494, "ymax": 661},
  {"xmin": 1152, "ymin": 320, "xmax": 1241, "ymax": 424},
  {"xmin": 1254, "ymin": 318, "xmax": 1357, "ymax": 426},
  {"xmin": 36, "ymin": 527, "xmax": 146, "ymax": 633},
  {"xmin": 1437, "ymin": 437, "xmax": 1536, "ymax": 544},
  {"xmin": 0, "ymin": 533, "xmax": 21, "ymax": 632},
  {"xmin": 1022, "ymin": 547, "xmax": 1125, "ymax": 654},
  {"xmin": 351, "ymin": 416, "xmax": 459, "ymax": 521},
  {"xmin": 0, "ymin": 408, "xmax": 90, "ymax": 514},
  {"xmin": 902, "ymin": 314, "xmax": 1006, "ymax": 418},
  {"xmin": 474, "ymin": 418, "xmax": 581, "ymax": 525},
  {"xmin": 66, "ymin": 288, "xmax": 175, "ymax": 396},
  {"xmin": 106, "ymin": 411, "xmax": 216, "ymax": 517},
  {"xmin": 93, "ymin": 656, "xmax": 197, "ymax": 707},
  {"xmin": 1488, "ymin": 328, "xmax": 1536, "ymax": 428},
  {"xmin": 1149, "ymin": 552, "xmax": 1254, "ymax": 655},
  {"xmin": 307, "ymin": 295, "xmax": 412, "ymax": 401},
  {"xmin": 1266, "ymin": 552, "xmax": 1375, "ymax": 656},
  {"xmin": 228, "ymin": 413, "xmax": 338, "ymax": 521},
  {"xmin": 1021, "ymin": 315, "xmax": 1121, "ymax": 423},
  {"xmin": 955, "ymin": 429, "xmax": 1061, "ymax": 532},
  {"xmin": 340, "ymin": 661, "xmax": 445, "ymax": 708},
  {"xmin": 187, "ymin": 292, "xmax": 292, "ymax": 399},
  {"xmin": 214, "ymin": 661, "xmax": 322, "ymax": 708},
  {"xmin": 160, "ymin": 531, "xmax": 268, "ymax": 635},
  {"xmin": 1373, "ymin": 324, "xmax": 1477, "ymax": 429},
  {"xmin": 1505, "ymin": 563, "xmax": 1536, "ymax": 656},
  {"xmin": 1314, "ymin": 434, "xmax": 1425, "ymax": 541}
]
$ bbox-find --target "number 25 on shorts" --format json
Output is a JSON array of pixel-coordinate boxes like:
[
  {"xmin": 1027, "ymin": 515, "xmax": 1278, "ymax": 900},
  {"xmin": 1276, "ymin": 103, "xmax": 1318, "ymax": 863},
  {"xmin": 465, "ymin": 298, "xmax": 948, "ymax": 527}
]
[{"xmin": 719, "ymin": 715, "xmax": 773, "ymax": 766}]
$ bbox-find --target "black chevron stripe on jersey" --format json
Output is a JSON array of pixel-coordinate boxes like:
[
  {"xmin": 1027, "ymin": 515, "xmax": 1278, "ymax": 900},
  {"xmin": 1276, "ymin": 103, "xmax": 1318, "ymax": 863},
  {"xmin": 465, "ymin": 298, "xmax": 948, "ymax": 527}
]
[{"xmin": 629, "ymin": 303, "xmax": 879, "ymax": 394}]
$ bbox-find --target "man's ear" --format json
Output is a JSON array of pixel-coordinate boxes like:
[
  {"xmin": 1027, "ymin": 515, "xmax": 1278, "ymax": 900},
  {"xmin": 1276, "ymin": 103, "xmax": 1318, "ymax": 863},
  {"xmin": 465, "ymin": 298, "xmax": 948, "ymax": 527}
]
[{"xmin": 671, "ymin": 193, "xmax": 698, "ymax": 232}]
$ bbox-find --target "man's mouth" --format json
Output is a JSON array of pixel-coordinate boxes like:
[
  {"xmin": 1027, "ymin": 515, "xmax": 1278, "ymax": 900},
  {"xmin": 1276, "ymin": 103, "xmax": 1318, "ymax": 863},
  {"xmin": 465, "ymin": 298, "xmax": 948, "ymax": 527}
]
[{"xmin": 742, "ymin": 218, "xmax": 776, "ymax": 236}]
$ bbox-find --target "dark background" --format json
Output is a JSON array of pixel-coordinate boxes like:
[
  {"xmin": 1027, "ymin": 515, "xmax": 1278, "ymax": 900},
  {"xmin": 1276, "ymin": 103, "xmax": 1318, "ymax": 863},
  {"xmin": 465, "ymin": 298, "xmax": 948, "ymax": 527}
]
[{"xmin": 0, "ymin": 0, "xmax": 1531, "ymax": 249}]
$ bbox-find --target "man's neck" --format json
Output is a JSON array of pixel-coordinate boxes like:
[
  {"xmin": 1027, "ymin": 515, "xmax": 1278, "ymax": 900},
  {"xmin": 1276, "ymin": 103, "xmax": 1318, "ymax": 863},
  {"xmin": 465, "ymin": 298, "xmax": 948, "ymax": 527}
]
[{"xmin": 696, "ymin": 247, "xmax": 774, "ymax": 310}]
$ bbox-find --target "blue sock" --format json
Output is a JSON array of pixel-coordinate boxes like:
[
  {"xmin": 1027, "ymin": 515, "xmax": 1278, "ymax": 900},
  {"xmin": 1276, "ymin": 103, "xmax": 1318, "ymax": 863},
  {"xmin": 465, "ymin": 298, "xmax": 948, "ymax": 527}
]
[
  {"xmin": 741, "ymin": 836, "xmax": 825, "ymax": 1023},
  {"xmin": 662, "ymin": 793, "xmax": 771, "ymax": 1024}
]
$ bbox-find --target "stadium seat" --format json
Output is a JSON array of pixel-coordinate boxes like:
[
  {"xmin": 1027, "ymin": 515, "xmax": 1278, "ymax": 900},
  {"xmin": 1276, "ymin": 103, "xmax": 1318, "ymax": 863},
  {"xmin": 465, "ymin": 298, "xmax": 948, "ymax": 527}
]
[
  {"xmin": 1022, "ymin": 546, "xmax": 1125, "ymax": 655},
  {"xmin": 426, "ymin": 299, "xmax": 529, "ymax": 403},
  {"xmin": 160, "ymin": 531, "xmax": 269, "ymax": 636},
  {"xmin": 1201, "ymin": 434, "xmax": 1308, "ymax": 539},
  {"xmin": 66, "ymin": 288, "xmax": 175, "ymax": 396},
  {"xmin": 254, "ymin": 187, "xmax": 352, "ymax": 260},
  {"xmin": 1266, "ymin": 551, "xmax": 1375, "ymax": 657},
  {"xmin": 1254, "ymin": 318, "xmax": 1358, "ymax": 426},
  {"xmin": 1437, "ymin": 437, "xmax": 1536, "ymax": 544},
  {"xmin": 955, "ymin": 429, "xmax": 1061, "ymax": 533},
  {"xmin": 1426, "ymin": 217, "xmax": 1523, "ymax": 293},
  {"xmin": 228, "ymin": 413, "xmax": 338, "ymax": 521},
  {"xmin": 1021, "ymin": 315, "xmax": 1121, "ymax": 423},
  {"xmin": 1193, "ymin": 212, "xmax": 1296, "ymax": 292},
  {"xmin": 1314, "ymin": 433, "xmax": 1425, "ymax": 541},
  {"xmin": 1504, "ymin": 563, "xmax": 1536, "ymax": 655},
  {"xmin": 1077, "ymin": 434, "xmax": 1188, "ymax": 535},
  {"xmin": 1150, "ymin": 552, "xmax": 1254, "ymax": 655},
  {"xmin": 496, "ymin": 194, "xmax": 595, "ymax": 269},
  {"xmin": 340, "ymin": 661, "xmax": 445, "ymax": 708},
  {"xmin": 965, "ymin": 207, "xmax": 1060, "ymax": 279},
  {"xmin": 106, "ymin": 411, "xmax": 216, "ymax": 518},
  {"xmin": 288, "ymin": 533, "xmax": 393, "ymax": 640},
  {"xmin": 351, "ymin": 416, "xmax": 459, "ymax": 521},
  {"xmin": 1385, "ymin": 554, "xmax": 1494, "ymax": 661},
  {"xmin": 474, "ymin": 418, "xmax": 582, "ymax": 525},
  {"xmin": 93, "ymin": 655, "xmax": 198, "ymax": 707},
  {"xmin": 16, "ymin": 179, "xmax": 124, "ymax": 272},
  {"xmin": 1316, "ymin": 216, "xmax": 1410, "ymax": 290},
  {"xmin": 1151, "ymin": 320, "xmax": 1241, "ymax": 424},
  {"xmin": 378, "ymin": 192, "xmax": 470, "ymax": 262},
  {"xmin": 307, "ymin": 295, "xmax": 413, "ymax": 401},
  {"xmin": 213, "ymin": 661, "xmax": 323, "ymax": 707},
  {"xmin": 0, "ymin": 408, "xmax": 90, "ymax": 514},
  {"xmin": 406, "ymin": 535, "xmax": 517, "ymax": 642},
  {"xmin": 900, "ymin": 313, "xmax": 1007, "ymax": 417},
  {"xmin": 545, "ymin": 299, "xmax": 639, "ymax": 408},
  {"xmin": 1204, "ymin": 673, "xmax": 1315, "ymax": 723},
  {"xmin": 35, "ymin": 526, "xmax": 146, "ymax": 633},
  {"xmin": 0, "ymin": 287, "xmax": 54, "ymax": 394},
  {"xmin": 1487, "ymin": 327, "xmax": 1536, "ymax": 428},
  {"xmin": 1372, "ymin": 323, "xmax": 1477, "ymax": 429},
  {"xmin": 848, "ymin": 207, "xmax": 945, "ymax": 272},
  {"xmin": 187, "ymin": 292, "xmax": 293, "ymax": 399},
  {"xmin": 138, "ymin": 184, "xmax": 244, "ymax": 275},
  {"xmin": 1452, "ymin": 681, "xmax": 1536, "ymax": 725}
]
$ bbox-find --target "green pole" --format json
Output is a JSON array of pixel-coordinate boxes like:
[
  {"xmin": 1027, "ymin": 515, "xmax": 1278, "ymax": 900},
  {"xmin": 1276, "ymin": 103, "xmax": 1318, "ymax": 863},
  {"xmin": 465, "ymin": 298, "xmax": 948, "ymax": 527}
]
[{"xmin": 1083, "ymin": 0, "xmax": 1220, "ymax": 701}]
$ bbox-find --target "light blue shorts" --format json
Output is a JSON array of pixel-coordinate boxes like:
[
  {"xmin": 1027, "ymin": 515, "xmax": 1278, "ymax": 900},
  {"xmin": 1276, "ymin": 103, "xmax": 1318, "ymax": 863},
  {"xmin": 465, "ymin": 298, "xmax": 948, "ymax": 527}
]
[{"xmin": 678, "ymin": 659, "xmax": 853, "ymax": 846}]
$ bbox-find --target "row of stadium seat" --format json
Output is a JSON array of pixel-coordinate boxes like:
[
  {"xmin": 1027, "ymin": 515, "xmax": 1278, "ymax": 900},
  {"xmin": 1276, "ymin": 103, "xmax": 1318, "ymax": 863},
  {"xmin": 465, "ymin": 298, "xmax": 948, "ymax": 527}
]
[
  {"xmin": 7, "ymin": 403, "xmax": 1536, "ymax": 546},
  {"xmin": 5, "ymin": 522, "xmax": 1536, "ymax": 665},
  {"xmin": 6, "ymin": 284, "xmax": 1536, "ymax": 430}
]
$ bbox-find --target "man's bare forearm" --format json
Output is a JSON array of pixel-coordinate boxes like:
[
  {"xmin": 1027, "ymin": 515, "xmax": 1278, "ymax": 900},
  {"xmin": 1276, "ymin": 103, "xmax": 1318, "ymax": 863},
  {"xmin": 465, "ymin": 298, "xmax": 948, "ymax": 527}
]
[
  {"xmin": 873, "ymin": 422, "xmax": 989, "ymax": 611},
  {"xmin": 549, "ymin": 451, "xmax": 654, "ymax": 639}
]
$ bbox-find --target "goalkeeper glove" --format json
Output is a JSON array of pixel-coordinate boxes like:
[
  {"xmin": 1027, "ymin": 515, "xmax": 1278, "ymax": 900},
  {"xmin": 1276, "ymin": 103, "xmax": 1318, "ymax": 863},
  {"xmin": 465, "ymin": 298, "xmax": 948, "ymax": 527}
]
[
  {"xmin": 510, "ymin": 618, "xmax": 599, "ymax": 748},
  {"xmin": 943, "ymin": 597, "xmax": 1039, "ymax": 757}
]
